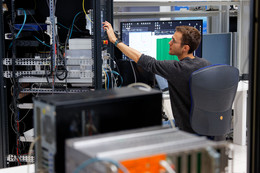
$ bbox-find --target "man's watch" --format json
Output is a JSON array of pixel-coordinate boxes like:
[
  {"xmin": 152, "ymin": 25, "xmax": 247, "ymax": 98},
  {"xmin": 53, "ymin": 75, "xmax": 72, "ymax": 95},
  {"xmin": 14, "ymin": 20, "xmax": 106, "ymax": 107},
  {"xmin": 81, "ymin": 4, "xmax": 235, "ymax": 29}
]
[{"xmin": 114, "ymin": 39, "xmax": 121, "ymax": 47}]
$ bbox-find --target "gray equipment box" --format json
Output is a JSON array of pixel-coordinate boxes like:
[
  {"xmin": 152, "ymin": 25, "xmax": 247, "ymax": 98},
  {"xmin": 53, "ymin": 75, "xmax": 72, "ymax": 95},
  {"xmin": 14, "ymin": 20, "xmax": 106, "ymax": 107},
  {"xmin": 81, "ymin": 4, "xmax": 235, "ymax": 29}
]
[{"xmin": 66, "ymin": 127, "xmax": 232, "ymax": 173}]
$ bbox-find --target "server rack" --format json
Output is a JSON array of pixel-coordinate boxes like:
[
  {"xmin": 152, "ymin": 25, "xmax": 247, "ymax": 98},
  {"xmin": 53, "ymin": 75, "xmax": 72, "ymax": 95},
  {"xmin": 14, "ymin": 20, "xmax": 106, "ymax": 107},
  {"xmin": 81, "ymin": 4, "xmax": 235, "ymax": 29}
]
[
  {"xmin": 0, "ymin": 0, "xmax": 9, "ymax": 169},
  {"xmin": 0, "ymin": 0, "xmax": 114, "ymax": 168},
  {"xmin": 248, "ymin": 0, "xmax": 260, "ymax": 172}
]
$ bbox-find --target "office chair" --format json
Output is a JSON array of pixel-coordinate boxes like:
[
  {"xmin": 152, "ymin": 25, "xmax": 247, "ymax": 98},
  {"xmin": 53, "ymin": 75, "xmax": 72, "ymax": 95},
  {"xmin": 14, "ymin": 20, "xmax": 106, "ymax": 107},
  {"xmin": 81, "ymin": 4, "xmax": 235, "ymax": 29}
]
[{"xmin": 189, "ymin": 64, "xmax": 239, "ymax": 136}]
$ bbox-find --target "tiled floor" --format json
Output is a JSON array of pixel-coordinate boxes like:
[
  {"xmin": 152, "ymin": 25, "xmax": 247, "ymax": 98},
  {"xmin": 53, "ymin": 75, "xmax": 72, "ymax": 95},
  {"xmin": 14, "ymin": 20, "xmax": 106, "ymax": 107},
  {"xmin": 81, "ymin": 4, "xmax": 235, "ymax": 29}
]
[{"xmin": 232, "ymin": 143, "xmax": 247, "ymax": 173}]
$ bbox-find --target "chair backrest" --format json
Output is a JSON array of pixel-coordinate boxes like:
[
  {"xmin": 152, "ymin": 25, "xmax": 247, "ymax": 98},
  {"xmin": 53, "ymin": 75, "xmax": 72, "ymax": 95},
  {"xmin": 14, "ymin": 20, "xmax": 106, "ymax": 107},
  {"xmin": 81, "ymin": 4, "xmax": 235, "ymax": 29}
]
[{"xmin": 189, "ymin": 64, "xmax": 239, "ymax": 136}]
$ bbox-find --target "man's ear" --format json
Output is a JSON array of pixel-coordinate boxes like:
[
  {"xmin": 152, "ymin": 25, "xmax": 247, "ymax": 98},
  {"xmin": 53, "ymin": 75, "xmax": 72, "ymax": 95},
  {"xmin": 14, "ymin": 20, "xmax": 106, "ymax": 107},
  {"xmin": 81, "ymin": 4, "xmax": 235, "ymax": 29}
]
[{"xmin": 182, "ymin": 44, "xmax": 190, "ymax": 53}]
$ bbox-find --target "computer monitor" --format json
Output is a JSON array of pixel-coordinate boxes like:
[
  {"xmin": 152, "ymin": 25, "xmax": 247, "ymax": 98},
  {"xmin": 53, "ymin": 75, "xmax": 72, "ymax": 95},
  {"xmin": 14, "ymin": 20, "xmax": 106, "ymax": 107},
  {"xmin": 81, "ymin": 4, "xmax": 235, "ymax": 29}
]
[
  {"xmin": 174, "ymin": 17, "xmax": 208, "ymax": 34},
  {"xmin": 202, "ymin": 33, "xmax": 232, "ymax": 65},
  {"xmin": 155, "ymin": 74, "xmax": 169, "ymax": 92},
  {"xmin": 120, "ymin": 20, "xmax": 203, "ymax": 60}
]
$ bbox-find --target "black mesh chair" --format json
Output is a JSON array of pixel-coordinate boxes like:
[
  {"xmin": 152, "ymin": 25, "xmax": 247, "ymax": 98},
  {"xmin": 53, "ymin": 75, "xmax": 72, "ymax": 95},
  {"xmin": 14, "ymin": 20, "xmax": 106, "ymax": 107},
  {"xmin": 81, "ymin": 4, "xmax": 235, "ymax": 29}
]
[{"xmin": 189, "ymin": 64, "xmax": 239, "ymax": 136}]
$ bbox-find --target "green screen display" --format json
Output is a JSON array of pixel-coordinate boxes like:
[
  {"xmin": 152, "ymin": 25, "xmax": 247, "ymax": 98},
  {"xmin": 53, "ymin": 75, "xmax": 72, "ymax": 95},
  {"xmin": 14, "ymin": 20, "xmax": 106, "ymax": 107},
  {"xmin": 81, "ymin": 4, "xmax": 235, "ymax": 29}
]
[{"xmin": 156, "ymin": 38, "xmax": 179, "ymax": 61}]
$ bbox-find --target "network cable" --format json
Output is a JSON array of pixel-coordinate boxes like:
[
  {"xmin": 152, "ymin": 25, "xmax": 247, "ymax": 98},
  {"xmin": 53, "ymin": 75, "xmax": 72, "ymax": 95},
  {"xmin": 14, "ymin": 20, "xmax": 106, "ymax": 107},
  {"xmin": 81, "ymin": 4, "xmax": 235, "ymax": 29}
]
[
  {"xmin": 73, "ymin": 158, "xmax": 129, "ymax": 173},
  {"xmin": 69, "ymin": 11, "xmax": 84, "ymax": 40},
  {"xmin": 9, "ymin": 8, "xmax": 27, "ymax": 48},
  {"xmin": 111, "ymin": 70, "xmax": 123, "ymax": 87},
  {"xmin": 82, "ymin": 0, "xmax": 93, "ymax": 23},
  {"xmin": 103, "ymin": 68, "xmax": 110, "ymax": 90},
  {"xmin": 33, "ymin": 35, "xmax": 51, "ymax": 47}
]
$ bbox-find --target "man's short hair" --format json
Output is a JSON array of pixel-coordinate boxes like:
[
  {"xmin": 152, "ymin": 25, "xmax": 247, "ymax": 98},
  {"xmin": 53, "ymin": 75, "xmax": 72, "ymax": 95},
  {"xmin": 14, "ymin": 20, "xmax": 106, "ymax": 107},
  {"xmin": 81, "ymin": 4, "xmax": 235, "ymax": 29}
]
[{"xmin": 175, "ymin": 26, "xmax": 201, "ymax": 54}]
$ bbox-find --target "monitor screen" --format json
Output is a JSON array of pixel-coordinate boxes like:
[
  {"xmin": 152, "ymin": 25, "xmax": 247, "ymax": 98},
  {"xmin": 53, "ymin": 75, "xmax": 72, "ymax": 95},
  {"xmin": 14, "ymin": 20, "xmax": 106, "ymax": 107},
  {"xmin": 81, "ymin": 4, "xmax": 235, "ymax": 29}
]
[
  {"xmin": 202, "ymin": 33, "xmax": 232, "ymax": 65},
  {"xmin": 155, "ymin": 74, "xmax": 168, "ymax": 92},
  {"xmin": 174, "ymin": 17, "xmax": 208, "ymax": 34},
  {"xmin": 120, "ymin": 20, "xmax": 203, "ymax": 60}
]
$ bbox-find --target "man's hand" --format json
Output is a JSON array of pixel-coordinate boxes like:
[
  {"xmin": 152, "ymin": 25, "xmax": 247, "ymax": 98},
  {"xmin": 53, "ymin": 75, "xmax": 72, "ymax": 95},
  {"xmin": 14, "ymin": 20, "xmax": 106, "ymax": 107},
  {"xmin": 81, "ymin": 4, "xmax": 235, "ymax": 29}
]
[
  {"xmin": 102, "ymin": 21, "xmax": 117, "ymax": 44},
  {"xmin": 102, "ymin": 21, "xmax": 142, "ymax": 63}
]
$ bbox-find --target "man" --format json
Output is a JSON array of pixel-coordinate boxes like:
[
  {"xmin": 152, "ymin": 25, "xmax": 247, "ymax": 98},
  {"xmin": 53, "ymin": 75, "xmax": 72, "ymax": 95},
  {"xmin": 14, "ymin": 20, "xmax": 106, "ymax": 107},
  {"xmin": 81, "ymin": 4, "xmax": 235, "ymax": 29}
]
[{"xmin": 103, "ymin": 21, "xmax": 211, "ymax": 134}]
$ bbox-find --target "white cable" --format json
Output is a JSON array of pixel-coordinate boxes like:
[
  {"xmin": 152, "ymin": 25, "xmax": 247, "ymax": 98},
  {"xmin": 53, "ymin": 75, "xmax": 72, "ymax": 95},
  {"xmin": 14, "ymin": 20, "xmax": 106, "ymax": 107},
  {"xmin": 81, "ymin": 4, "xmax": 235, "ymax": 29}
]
[
  {"xmin": 162, "ymin": 99, "xmax": 175, "ymax": 129},
  {"xmin": 107, "ymin": 65, "xmax": 114, "ymax": 88},
  {"xmin": 27, "ymin": 136, "xmax": 40, "ymax": 173},
  {"xmin": 159, "ymin": 160, "xmax": 176, "ymax": 173},
  {"xmin": 169, "ymin": 119, "xmax": 175, "ymax": 129},
  {"xmin": 127, "ymin": 82, "xmax": 151, "ymax": 91},
  {"xmin": 129, "ymin": 60, "xmax": 137, "ymax": 83}
]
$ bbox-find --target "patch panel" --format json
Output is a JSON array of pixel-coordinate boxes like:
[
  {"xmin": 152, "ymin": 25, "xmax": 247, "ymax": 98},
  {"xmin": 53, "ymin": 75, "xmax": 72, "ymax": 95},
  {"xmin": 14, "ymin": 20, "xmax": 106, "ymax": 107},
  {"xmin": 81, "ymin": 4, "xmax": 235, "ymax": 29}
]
[
  {"xmin": 3, "ymin": 58, "xmax": 94, "ymax": 66},
  {"xmin": 4, "ymin": 70, "xmax": 94, "ymax": 79},
  {"xmin": 21, "ymin": 88, "xmax": 90, "ymax": 94},
  {"xmin": 3, "ymin": 58, "xmax": 51, "ymax": 66},
  {"xmin": 7, "ymin": 154, "xmax": 35, "ymax": 163}
]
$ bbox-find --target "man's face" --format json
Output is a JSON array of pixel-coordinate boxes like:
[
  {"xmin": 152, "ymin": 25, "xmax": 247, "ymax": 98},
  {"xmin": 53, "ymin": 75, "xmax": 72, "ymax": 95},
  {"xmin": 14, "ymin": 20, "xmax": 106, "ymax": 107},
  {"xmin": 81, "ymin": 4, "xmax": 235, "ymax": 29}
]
[{"xmin": 168, "ymin": 31, "xmax": 184, "ymax": 56}]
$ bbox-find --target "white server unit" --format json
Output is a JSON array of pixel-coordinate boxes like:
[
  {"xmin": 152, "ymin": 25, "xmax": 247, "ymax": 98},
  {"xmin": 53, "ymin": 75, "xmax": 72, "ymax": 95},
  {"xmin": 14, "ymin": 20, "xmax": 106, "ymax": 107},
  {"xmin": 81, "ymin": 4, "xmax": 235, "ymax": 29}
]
[{"xmin": 66, "ymin": 127, "xmax": 233, "ymax": 173}]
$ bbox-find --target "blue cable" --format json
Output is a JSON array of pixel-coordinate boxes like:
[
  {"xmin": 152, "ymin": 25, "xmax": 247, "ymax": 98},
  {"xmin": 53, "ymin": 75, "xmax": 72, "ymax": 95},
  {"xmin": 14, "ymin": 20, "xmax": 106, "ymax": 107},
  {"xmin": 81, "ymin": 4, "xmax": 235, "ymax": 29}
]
[
  {"xmin": 9, "ymin": 9, "xmax": 27, "ymax": 48},
  {"xmin": 33, "ymin": 35, "xmax": 51, "ymax": 47},
  {"xmin": 111, "ymin": 70, "xmax": 123, "ymax": 87},
  {"xmin": 69, "ymin": 11, "xmax": 83, "ymax": 39},
  {"xmin": 15, "ymin": 9, "xmax": 27, "ymax": 39},
  {"xmin": 58, "ymin": 22, "xmax": 80, "ymax": 32},
  {"xmin": 58, "ymin": 22, "xmax": 70, "ymax": 30},
  {"xmin": 73, "ymin": 158, "xmax": 129, "ymax": 173}
]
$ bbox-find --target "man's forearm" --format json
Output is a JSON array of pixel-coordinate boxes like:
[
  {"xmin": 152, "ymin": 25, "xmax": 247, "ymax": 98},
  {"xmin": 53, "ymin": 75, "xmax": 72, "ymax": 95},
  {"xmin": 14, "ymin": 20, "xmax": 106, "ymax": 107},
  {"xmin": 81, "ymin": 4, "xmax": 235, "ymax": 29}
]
[{"xmin": 116, "ymin": 42, "xmax": 142, "ymax": 63}]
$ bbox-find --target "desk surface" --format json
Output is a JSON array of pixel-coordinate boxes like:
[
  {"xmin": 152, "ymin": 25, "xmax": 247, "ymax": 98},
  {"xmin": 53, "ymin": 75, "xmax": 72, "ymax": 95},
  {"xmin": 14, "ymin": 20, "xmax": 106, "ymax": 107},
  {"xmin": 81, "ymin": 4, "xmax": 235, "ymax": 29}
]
[
  {"xmin": 237, "ymin": 80, "xmax": 248, "ymax": 91},
  {"xmin": 233, "ymin": 80, "xmax": 248, "ymax": 146}
]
